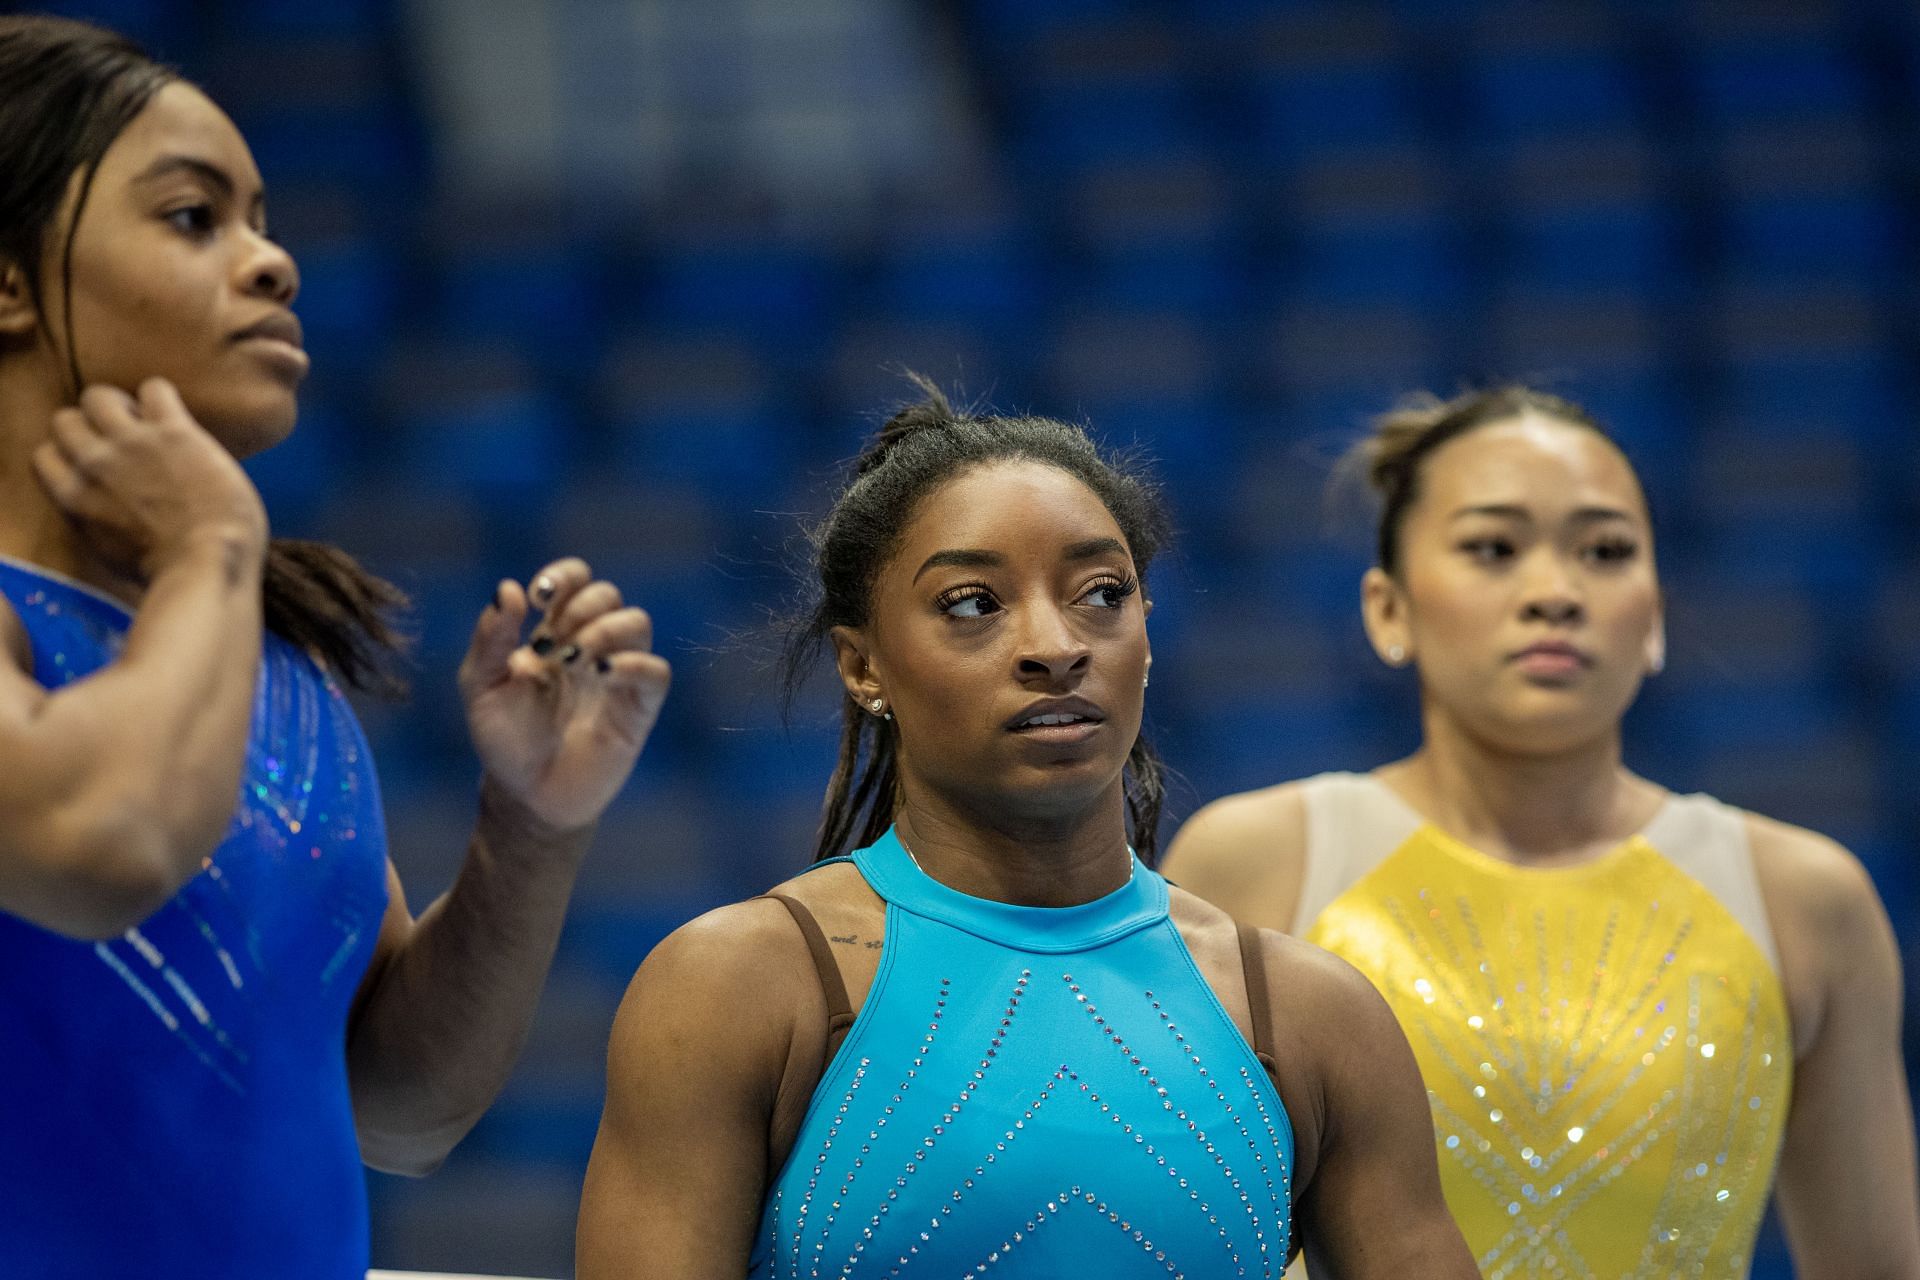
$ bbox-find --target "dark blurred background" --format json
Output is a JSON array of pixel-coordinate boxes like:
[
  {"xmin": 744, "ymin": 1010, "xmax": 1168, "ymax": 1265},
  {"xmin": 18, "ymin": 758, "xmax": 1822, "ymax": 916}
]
[{"xmin": 11, "ymin": 0, "xmax": 1919, "ymax": 1274}]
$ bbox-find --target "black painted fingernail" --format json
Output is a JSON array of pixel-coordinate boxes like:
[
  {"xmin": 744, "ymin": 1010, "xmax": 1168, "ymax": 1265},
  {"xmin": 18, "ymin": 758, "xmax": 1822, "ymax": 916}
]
[
  {"xmin": 559, "ymin": 644, "xmax": 583, "ymax": 664},
  {"xmin": 595, "ymin": 656, "xmax": 612, "ymax": 675},
  {"xmin": 492, "ymin": 582, "xmax": 507, "ymax": 610},
  {"xmin": 532, "ymin": 575, "xmax": 555, "ymax": 603},
  {"xmin": 530, "ymin": 635, "xmax": 555, "ymax": 657}
]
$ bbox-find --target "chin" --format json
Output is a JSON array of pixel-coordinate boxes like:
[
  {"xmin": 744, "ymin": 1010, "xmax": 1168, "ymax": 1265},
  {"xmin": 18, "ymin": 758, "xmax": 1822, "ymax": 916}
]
[
  {"xmin": 1481, "ymin": 702, "xmax": 1619, "ymax": 756},
  {"xmin": 191, "ymin": 392, "xmax": 298, "ymax": 459}
]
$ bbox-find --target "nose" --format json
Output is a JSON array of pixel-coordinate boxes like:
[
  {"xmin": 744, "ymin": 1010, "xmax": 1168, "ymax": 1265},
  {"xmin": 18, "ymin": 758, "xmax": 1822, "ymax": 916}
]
[
  {"xmin": 239, "ymin": 231, "xmax": 299, "ymax": 307},
  {"xmin": 1015, "ymin": 602, "xmax": 1091, "ymax": 687},
  {"xmin": 1520, "ymin": 551, "xmax": 1585, "ymax": 626}
]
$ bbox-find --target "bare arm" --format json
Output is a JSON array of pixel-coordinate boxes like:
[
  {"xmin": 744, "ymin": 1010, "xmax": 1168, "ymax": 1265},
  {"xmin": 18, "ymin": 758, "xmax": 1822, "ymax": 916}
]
[
  {"xmin": 578, "ymin": 902, "xmax": 800, "ymax": 1279},
  {"xmin": 1761, "ymin": 826, "xmax": 1920, "ymax": 1278},
  {"xmin": 1278, "ymin": 940, "xmax": 1477, "ymax": 1279},
  {"xmin": 0, "ymin": 380, "xmax": 267, "ymax": 939},
  {"xmin": 1161, "ymin": 784, "xmax": 1307, "ymax": 933},
  {"xmin": 347, "ymin": 560, "xmax": 671, "ymax": 1174},
  {"xmin": 346, "ymin": 786, "xmax": 593, "ymax": 1174}
]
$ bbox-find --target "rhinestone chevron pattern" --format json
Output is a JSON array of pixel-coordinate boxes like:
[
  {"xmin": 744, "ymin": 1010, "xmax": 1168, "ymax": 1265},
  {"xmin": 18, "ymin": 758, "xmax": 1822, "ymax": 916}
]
[{"xmin": 1308, "ymin": 827, "xmax": 1791, "ymax": 1278}]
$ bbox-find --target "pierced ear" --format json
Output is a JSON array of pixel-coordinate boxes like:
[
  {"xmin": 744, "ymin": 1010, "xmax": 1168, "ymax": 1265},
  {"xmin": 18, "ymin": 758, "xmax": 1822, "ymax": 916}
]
[
  {"xmin": 829, "ymin": 624, "xmax": 883, "ymax": 713},
  {"xmin": 1360, "ymin": 567, "xmax": 1412, "ymax": 668},
  {"xmin": 0, "ymin": 262, "xmax": 39, "ymax": 338},
  {"xmin": 1645, "ymin": 612, "xmax": 1667, "ymax": 677}
]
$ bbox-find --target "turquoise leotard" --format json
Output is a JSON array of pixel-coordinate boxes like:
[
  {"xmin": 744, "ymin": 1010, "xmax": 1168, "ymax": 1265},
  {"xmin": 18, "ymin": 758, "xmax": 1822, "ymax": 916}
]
[{"xmin": 751, "ymin": 828, "xmax": 1294, "ymax": 1279}]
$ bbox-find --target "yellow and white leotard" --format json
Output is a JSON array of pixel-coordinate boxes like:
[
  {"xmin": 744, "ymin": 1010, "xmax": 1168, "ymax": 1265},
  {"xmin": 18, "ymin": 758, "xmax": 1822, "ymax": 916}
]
[{"xmin": 1293, "ymin": 772, "xmax": 1791, "ymax": 1279}]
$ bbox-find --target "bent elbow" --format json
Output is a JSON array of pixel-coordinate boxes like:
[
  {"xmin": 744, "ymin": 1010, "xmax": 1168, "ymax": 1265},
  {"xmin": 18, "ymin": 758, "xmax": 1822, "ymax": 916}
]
[
  {"xmin": 357, "ymin": 1116, "xmax": 474, "ymax": 1178},
  {"xmin": 30, "ymin": 813, "xmax": 197, "ymax": 941}
]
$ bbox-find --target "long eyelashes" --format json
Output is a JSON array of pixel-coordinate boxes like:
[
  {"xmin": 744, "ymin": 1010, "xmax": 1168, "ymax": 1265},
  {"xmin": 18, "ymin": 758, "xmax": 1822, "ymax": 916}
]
[
  {"xmin": 934, "ymin": 574, "xmax": 1139, "ymax": 619},
  {"xmin": 934, "ymin": 584, "xmax": 997, "ymax": 618}
]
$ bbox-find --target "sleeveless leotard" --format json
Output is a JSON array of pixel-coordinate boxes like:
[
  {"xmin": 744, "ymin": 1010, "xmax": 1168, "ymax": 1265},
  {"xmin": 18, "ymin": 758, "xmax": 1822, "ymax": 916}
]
[
  {"xmin": 1295, "ymin": 772, "xmax": 1791, "ymax": 1279},
  {"xmin": 751, "ymin": 827, "xmax": 1295, "ymax": 1279},
  {"xmin": 0, "ymin": 557, "xmax": 391, "ymax": 1279}
]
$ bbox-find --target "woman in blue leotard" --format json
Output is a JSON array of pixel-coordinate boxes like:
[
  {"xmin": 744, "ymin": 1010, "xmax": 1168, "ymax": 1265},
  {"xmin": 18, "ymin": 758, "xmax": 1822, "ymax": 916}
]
[
  {"xmin": 579, "ymin": 381, "xmax": 1475, "ymax": 1278},
  {"xmin": 0, "ymin": 16, "xmax": 672, "ymax": 1277}
]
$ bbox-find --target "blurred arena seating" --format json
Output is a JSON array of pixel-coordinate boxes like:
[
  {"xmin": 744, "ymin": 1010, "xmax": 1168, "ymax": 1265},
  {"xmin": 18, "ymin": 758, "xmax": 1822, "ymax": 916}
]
[{"xmin": 23, "ymin": 0, "xmax": 1920, "ymax": 1273}]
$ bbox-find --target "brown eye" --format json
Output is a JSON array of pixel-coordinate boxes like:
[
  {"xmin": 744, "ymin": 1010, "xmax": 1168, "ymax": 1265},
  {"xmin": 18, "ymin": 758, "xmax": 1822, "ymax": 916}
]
[
  {"xmin": 1081, "ymin": 577, "xmax": 1137, "ymax": 609},
  {"xmin": 1585, "ymin": 539, "xmax": 1638, "ymax": 565},
  {"xmin": 164, "ymin": 204, "xmax": 215, "ymax": 237},
  {"xmin": 1461, "ymin": 538, "xmax": 1514, "ymax": 564},
  {"xmin": 936, "ymin": 588, "xmax": 998, "ymax": 619}
]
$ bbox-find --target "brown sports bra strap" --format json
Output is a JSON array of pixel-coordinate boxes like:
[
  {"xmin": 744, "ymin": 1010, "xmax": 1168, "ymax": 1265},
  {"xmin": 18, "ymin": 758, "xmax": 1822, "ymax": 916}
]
[
  {"xmin": 762, "ymin": 893, "xmax": 856, "ymax": 1067},
  {"xmin": 1236, "ymin": 920, "xmax": 1277, "ymax": 1068}
]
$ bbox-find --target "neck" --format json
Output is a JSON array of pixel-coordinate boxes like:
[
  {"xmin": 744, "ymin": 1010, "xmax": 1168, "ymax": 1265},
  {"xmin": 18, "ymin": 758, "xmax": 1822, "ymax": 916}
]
[
  {"xmin": 1389, "ymin": 699, "xmax": 1662, "ymax": 865},
  {"xmin": 0, "ymin": 360, "xmax": 140, "ymax": 603},
  {"xmin": 890, "ymin": 775, "xmax": 1134, "ymax": 908}
]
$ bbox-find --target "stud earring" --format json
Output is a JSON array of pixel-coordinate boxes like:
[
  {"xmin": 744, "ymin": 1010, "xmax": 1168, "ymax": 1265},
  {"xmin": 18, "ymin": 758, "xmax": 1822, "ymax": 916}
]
[
  {"xmin": 1386, "ymin": 645, "xmax": 1406, "ymax": 665},
  {"xmin": 1143, "ymin": 672, "xmax": 1150, "ymax": 689},
  {"xmin": 869, "ymin": 698, "xmax": 884, "ymax": 714}
]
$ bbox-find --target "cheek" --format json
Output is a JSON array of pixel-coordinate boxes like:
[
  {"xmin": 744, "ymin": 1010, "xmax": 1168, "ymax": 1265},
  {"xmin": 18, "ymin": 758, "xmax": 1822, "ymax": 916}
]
[{"xmin": 1407, "ymin": 573, "xmax": 1503, "ymax": 662}]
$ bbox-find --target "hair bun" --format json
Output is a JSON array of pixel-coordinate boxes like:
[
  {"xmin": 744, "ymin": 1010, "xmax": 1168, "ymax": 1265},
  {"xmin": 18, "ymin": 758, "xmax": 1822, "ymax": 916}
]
[{"xmin": 854, "ymin": 372, "xmax": 960, "ymax": 476}]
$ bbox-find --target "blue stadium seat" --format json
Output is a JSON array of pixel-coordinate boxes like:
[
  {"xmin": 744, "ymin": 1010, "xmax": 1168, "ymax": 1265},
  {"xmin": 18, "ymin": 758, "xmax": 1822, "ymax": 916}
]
[
  {"xmin": 244, "ymin": 396, "xmax": 346, "ymax": 526},
  {"xmin": 1468, "ymin": 46, "xmax": 1640, "ymax": 141},
  {"xmin": 1014, "ymin": 77, "xmax": 1201, "ymax": 174},
  {"xmin": 291, "ymin": 233, "xmax": 403, "ymax": 380},
  {"xmin": 1721, "ymin": 190, "xmax": 1900, "ymax": 282},
  {"xmin": 436, "ymin": 239, "xmax": 608, "ymax": 376},
  {"xmin": 1245, "ymin": 63, "xmax": 1424, "ymax": 158},
  {"xmin": 1691, "ymin": 40, "xmax": 1865, "ymax": 125},
  {"xmin": 398, "ymin": 387, "xmax": 572, "ymax": 502},
  {"xmin": 37, "ymin": 0, "xmax": 193, "ymax": 55},
  {"xmin": 211, "ymin": 0, "xmax": 389, "ymax": 38},
  {"xmin": 1504, "ymin": 202, "xmax": 1680, "ymax": 295},
  {"xmin": 1066, "ymin": 162, "xmax": 1247, "ymax": 313},
  {"xmin": 643, "ymin": 240, "xmax": 842, "ymax": 345}
]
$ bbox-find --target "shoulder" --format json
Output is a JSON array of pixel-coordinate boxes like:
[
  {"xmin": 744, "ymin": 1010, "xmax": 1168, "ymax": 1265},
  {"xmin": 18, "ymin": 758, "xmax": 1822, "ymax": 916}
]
[
  {"xmin": 1740, "ymin": 809, "xmax": 1885, "ymax": 942},
  {"xmin": 1161, "ymin": 780, "xmax": 1312, "ymax": 908},
  {"xmin": 623, "ymin": 897, "xmax": 815, "ymax": 1015},
  {"xmin": 603, "ymin": 893, "xmax": 826, "ymax": 1100},
  {"xmin": 1261, "ymin": 926, "xmax": 1392, "ymax": 1025}
]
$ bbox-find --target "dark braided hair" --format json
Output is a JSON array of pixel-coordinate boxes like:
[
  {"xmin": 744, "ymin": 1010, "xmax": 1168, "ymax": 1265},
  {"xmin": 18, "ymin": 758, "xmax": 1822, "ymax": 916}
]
[
  {"xmin": 0, "ymin": 15, "xmax": 407, "ymax": 694},
  {"xmin": 1358, "ymin": 386, "xmax": 1617, "ymax": 577},
  {"xmin": 782, "ymin": 375, "xmax": 1174, "ymax": 864}
]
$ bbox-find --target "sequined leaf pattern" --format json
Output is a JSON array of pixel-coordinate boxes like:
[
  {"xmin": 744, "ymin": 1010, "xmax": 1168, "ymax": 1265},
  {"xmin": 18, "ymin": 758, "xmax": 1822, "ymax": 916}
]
[{"xmin": 1308, "ymin": 830, "xmax": 1791, "ymax": 1279}]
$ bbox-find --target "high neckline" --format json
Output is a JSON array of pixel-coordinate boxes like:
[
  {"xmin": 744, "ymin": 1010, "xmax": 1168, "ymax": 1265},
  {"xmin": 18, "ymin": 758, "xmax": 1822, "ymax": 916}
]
[{"xmin": 853, "ymin": 826, "xmax": 1166, "ymax": 954}]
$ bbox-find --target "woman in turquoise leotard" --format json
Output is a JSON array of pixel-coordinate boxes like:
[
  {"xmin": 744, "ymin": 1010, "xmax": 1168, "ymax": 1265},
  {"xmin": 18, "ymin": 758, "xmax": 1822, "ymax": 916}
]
[{"xmin": 578, "ymin": 380, "xmax": 1476, "ymax": 1279}]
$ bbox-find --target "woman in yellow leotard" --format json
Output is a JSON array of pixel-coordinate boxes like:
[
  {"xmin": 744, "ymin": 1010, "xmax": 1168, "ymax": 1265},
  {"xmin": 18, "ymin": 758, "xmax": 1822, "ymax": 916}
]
[{"xmin": 1164, "ymin": 387, "xmax": 1919, "ymax": 1278}]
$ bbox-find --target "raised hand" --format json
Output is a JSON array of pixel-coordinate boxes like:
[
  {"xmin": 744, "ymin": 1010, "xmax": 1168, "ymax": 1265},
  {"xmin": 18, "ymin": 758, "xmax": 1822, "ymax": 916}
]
[
  {"xmin": 457, "ymin": 558, "xmax": 672, "ymax": 834},
  {"xmin": 32, "ymin": 378, "xmax": 268, "ymax": 583}
]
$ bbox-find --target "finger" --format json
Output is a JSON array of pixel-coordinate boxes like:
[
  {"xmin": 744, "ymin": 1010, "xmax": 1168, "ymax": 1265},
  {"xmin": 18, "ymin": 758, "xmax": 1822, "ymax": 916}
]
[
  {"xmin": 543, "ymin": 581, "xmax": 624, "ymax": 648},
  {"xmin": 598, "ymin": 650, "xmax": 673, "ymax": 705},
  {"xmin": 558, "ymin": 606, "xmax": 653, "ymax": 667},
  {"xmin": 31, "ymin": 442, "xmax": 86, "ymax": 510},
  {"xmin": 49, "ymin": 407, "xmax": 110, "ymax": 471},
  {"xmin": 526, "ymin": 557, "xmax": 591, "ymax": 618},
  {"xmin": 77, "ymin": 384, "xmax": 141, "ymax": 438},
  {"xmin": 459, "ymin": 579, "xmax": 530, "ymax": 691},
  {"xmin": 135, "ymin": 377, "xmax": 192, "ymax": 433}
]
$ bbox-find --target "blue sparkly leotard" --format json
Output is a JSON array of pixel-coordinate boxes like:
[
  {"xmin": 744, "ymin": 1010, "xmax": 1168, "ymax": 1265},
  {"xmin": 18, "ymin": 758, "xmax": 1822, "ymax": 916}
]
[
  {"xmin": 0, "ymin": 557, "xmax": 391, "ymax": 1279},
  {"xmin": 750, "ymin": 828, "xmax": 1294, "ymax": 1280}
]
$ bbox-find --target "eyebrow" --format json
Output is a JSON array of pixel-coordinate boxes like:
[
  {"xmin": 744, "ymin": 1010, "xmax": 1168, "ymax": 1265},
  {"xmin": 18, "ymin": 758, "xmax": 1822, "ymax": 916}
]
[
  {"xmin": 1449, "ymin": 503, "xmax": 1637, "ymax": 526},
  {"xmin": 910, "ymin": 536, "xmax": 1130, "ymax": 584},
  {"xmin": 133, "ymin": 154, "xmax": 264, "ymax": 211}
]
